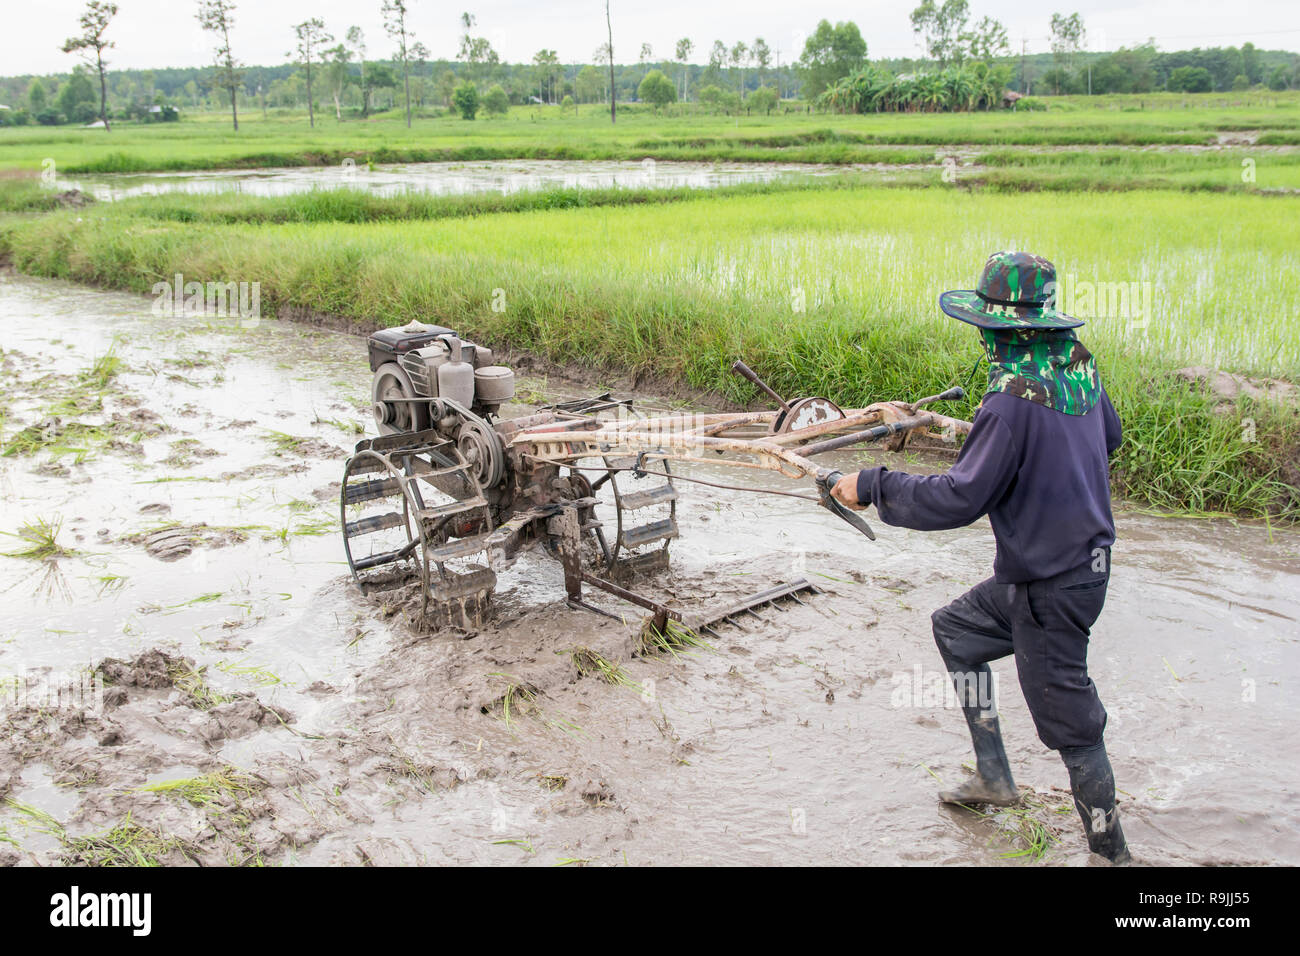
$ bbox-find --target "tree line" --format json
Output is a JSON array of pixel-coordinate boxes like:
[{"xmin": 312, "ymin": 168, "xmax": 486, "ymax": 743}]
[{"xmin": 2, "ymin": 0, "xmax": 1299, "ymax": 129}]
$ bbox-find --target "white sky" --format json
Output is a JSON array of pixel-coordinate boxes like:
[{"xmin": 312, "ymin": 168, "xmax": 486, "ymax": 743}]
[{"xmin": 7, "ymin": 0, "xmax": 1300, "ymax": 75}]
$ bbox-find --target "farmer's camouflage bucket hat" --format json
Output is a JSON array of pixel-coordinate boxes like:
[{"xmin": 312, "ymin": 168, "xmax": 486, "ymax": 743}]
[{"xmin": 939, "ymin": 251, "xmax": 1083, "ymax": 331}]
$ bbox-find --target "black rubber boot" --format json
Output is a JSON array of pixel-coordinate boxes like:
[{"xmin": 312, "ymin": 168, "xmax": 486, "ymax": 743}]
[
  {"xmin": 937, "ymin": 661, "xmax": 1020, "ymax": 807},
  {"xmin": 1060, "ymin": 741, "xmax": 1131, "ymax": 864}
]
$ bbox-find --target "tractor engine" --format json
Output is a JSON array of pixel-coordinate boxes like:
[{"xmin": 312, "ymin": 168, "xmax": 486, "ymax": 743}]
[
  {"xmin": 346, "ymin": 320, "xmax": 684, "ymax": 630},
  {"xmin": 366, "ymin": 321, "xmax": 519, "ymax": 494},
  {"xmin": 368, "ymin": 321, "xmax": 516, "ymax": 432}
]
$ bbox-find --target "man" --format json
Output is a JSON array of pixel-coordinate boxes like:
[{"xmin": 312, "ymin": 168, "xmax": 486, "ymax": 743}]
[{"xmin": 831, "ymin": 251, "xmax": 1131, "ymax": 864}]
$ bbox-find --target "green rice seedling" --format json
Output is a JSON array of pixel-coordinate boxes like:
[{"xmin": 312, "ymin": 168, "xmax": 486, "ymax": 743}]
[
  {"xmin": 312, "ymin": 414, "xmax": 365, "ymax": 435},
  {"xmin": 492, "ymin": 838, "xmax": 535, "ymax": 854},
  {"xmin": 486, "ymin": 674, "xmax": 537, "ymax": 731},
  {"xmin": 638, "ymin": 618, "xmax": 714, "ymax": 659},
  {"xmin": 62, "ymin": 812, "xmax": 192, "ymax": 867},
  {"xmin": 569, "ymin": 646, "xmax": 643, "ymax": 692},
  {"xmin": 1, "ymin": 517, "xmax": 75, "ymax": 560},
  {"xmin": 954, "ymin": 785, "xmax": 1075, "ymax": 863},
  {"xmin": 484, "ymin": 673, "xmax": 583, "ymax": 736},
  {"xmin": 5, "ymin": 798, "xmax": 190, "ymax": 866},
  {"xmin": 264, "ymin": 431, "xmax": 310, "ymax": 455},
  {"xmin": 216, "ymin": 661, "xmax": 283, "ymax": 687},
  {"xmin": 4, "ymin": 798, "xmax": 63, "ymax": 837},
  {"xmin": 165, "ymin": 591, "xmax": 223, "ymax": 609},
  {"xmin": 1, "ymin": 420, "xmax": 108, "ymax": 459},
  {"xmin": 135, "ymin": 768, "xmax": 261, "ymax": 807},
  {"xmin": 164, "ymin": 659, "xmax": 230, "ymax": 710},
  {"xmin": 77, "ymin": 349, "xmax": 124, "ymax": 391}
]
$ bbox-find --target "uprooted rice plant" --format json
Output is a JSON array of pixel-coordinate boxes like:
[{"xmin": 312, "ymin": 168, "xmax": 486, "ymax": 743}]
[
  {"xmin": 1, "ymin": 516, "xmax": 76, "ymax": 561},
  {"xmin": 135, "ymin": 768, "xmax": 263, "ymax": 809}
]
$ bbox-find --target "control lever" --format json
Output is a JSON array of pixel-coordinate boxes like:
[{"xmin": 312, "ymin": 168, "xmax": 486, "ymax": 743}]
[{"xmin": 815, "ymin": 469, "xmax": 876, "ymax": 541}]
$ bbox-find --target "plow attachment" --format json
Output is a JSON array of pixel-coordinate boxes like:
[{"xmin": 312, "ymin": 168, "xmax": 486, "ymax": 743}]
[{"xmin": 684, "ymin": 579, "xmax": 825, "ymax": 638}]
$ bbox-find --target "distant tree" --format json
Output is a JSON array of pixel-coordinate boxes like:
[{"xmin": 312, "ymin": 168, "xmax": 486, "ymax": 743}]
[
  {"xmin": 482, "ymin": 83, "xmax": 509, "ymax": 115},
  {"xmin": 965, "ymin": 16, "xmax": 1009, "ymax": 62},
  {"xmin": 1049, "ymin": 12, "xmax": 1086, "ymax": 94},
  {"xmin": 366, "ymin": 62, "xmax": 398, "ymax": 110},
  {"xmin": 675, "ymin": 37, "xmax": 694, "ymax": 100},
  {"xmin": 433, "ymin": 70, "xmax": 455, "ymax": 107},
  {"xmin": 1168, "ymin": 65, "xmax": 1212, "ymax": 93},
  {"xmin": 196, "ymin": 0, "xmax": 243, "ymax": 131},
  {"xmin": 532, "ymin": 49, "xmax": 561, "ymax": 103},
  {"xmin": 604, "ymin": 0, "xmax": 616, "ymax": 123},
  {"xmin": 577, "ymin": 64, "xmax": 604, "ymax": 103},
  {"xmin": 27, "ymin": 79, "xmax": 48, "ymax": 114},
  {"xmin": 324, "ymin": 44, "xmax": 352, "ymax": 120},
  {"xmin": 729, "ymin": 41, "xmax": 749, "ymax": 96},
  {"xmin": 61, "ymin": 0, "xmax": 117, "ymax": 130},
  {"xmin": 345, "ymin": 27, "xmax": 370, "ymax": 115},
  {"xmin": 697, "ymin": 84, "xmax": 724, "ymax": 111},
  {"xmin": 381, "ymin": 0, "xmax": 419, "ymax": 128},
  {"xmin": 457, "ymin": 13, "xmax": 500, "ymax": 87},
  {"xmin": 747, "ymin": 85, "xmax": 777, "ymax": 114},
  {"xmin": 797, "ymin": 20, "xmax": 867, "ymax": 101},
  {"xmin": 290, "ymin": 18, "xmax": 333, "ymax": 127},
  {"xmin": 696, "ymin": 84, "xmax": 738, "ymax": 114},
  {"xmin": 57, "ymin": 68, "xmax": 98, "ymax": 123},
  {"xmin": 639, "ymin": 42, "xmax": 653, "ymax": 65},
  {"xmin": 1267, "ymin": 64, "xmax": 1289, "ymax": 91},
  {"xmin": 909, "ymin": 0, "xmax": 969, "ymax": 67},
  {"xmin": 703, "ymin": 40, "xmax": 726, "ymax": 89},
  {"xmin": 751, "ymin": 37, "xmax": 772, "ymax": 88},
  {"xmin": 638, "ymin": 69, "xmax": 676, "ymax": 109},
  {"xmin": 1089, "ymin": 44, "xmax": 1156, "ymax": 94},
  {"xmin": 452, "ymin": 81, "xmax": 479, "ymax": 119},
  {"xmin": 560, "ymin": 94, "xmax": 574, "ymax": 112},
  {"xmin": 1239, "ymin": 42, "xmax": 1262, "ymax": 85}
]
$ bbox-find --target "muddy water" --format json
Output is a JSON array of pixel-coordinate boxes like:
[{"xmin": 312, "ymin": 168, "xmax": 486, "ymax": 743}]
[
  {"xmin": 0, "ymin": 272, "xmax": 1297, "ymax": 866},
  {"xmin": 64, "ymin": 159, "xmax": 850, "ymax": 202}
]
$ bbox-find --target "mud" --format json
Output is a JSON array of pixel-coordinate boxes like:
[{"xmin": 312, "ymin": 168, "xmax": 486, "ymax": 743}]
[{"xmin": 1, "ymin": 272, "xmax": 1298, "ymax": 866}]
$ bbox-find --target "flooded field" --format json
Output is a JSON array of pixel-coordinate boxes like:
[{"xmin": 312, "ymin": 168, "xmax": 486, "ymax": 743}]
[
  {"xmin": 65, "ymin": 158, "xmax": 849, "ymax": 201},
  {"xmin": 0, "ymin": 273, "xmax": 1297, "ymax": 866}
]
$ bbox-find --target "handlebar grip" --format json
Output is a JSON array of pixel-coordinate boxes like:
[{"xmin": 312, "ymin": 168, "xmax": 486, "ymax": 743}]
[
  {"xmin": 816, "ymin": 470, "xmax": 876, "ymax": 541},
  {"xmin": 936, "ymin": 386, "xmax": 966, "ymax": 402},
  {"xmin": 731, "ymin": 360, "xmax": 790, "ymax": 410}
]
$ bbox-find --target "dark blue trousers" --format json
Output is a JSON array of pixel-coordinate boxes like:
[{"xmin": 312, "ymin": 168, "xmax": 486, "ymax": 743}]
[{"xmin": 930, "ymin": 549, "xmax": 1110, "ymax": 751}]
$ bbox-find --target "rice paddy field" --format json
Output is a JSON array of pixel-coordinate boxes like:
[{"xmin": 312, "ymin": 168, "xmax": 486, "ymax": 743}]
[
  {"xmin": 2, "ymin": 92, "xmax": 1298, "ymax": 519},
  {"xmin": 0, "ymin": 89, "xmax": 1296, "ymax": 173}
]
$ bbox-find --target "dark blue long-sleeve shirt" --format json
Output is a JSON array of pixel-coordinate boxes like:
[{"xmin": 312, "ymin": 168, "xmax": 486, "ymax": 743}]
[{"xmin": 855, "ymin": 389, "xmax": 1123, "ymax": 583}]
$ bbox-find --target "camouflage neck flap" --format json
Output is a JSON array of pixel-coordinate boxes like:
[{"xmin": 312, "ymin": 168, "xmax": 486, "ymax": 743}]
[{"xmin": 979, "ymin": 328, "xmax": 1101, "ymax": 415}]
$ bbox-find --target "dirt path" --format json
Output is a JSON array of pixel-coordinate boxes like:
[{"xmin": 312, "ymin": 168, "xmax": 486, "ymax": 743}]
[{"xmin": 1, "ymin": 274, "xmax": 1296, "ymax": 866}]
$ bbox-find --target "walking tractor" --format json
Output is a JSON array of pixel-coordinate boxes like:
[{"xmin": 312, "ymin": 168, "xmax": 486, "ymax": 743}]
[{"xmin": 340, "ymin": 321, "xmax": 972, "ymax": 635}]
